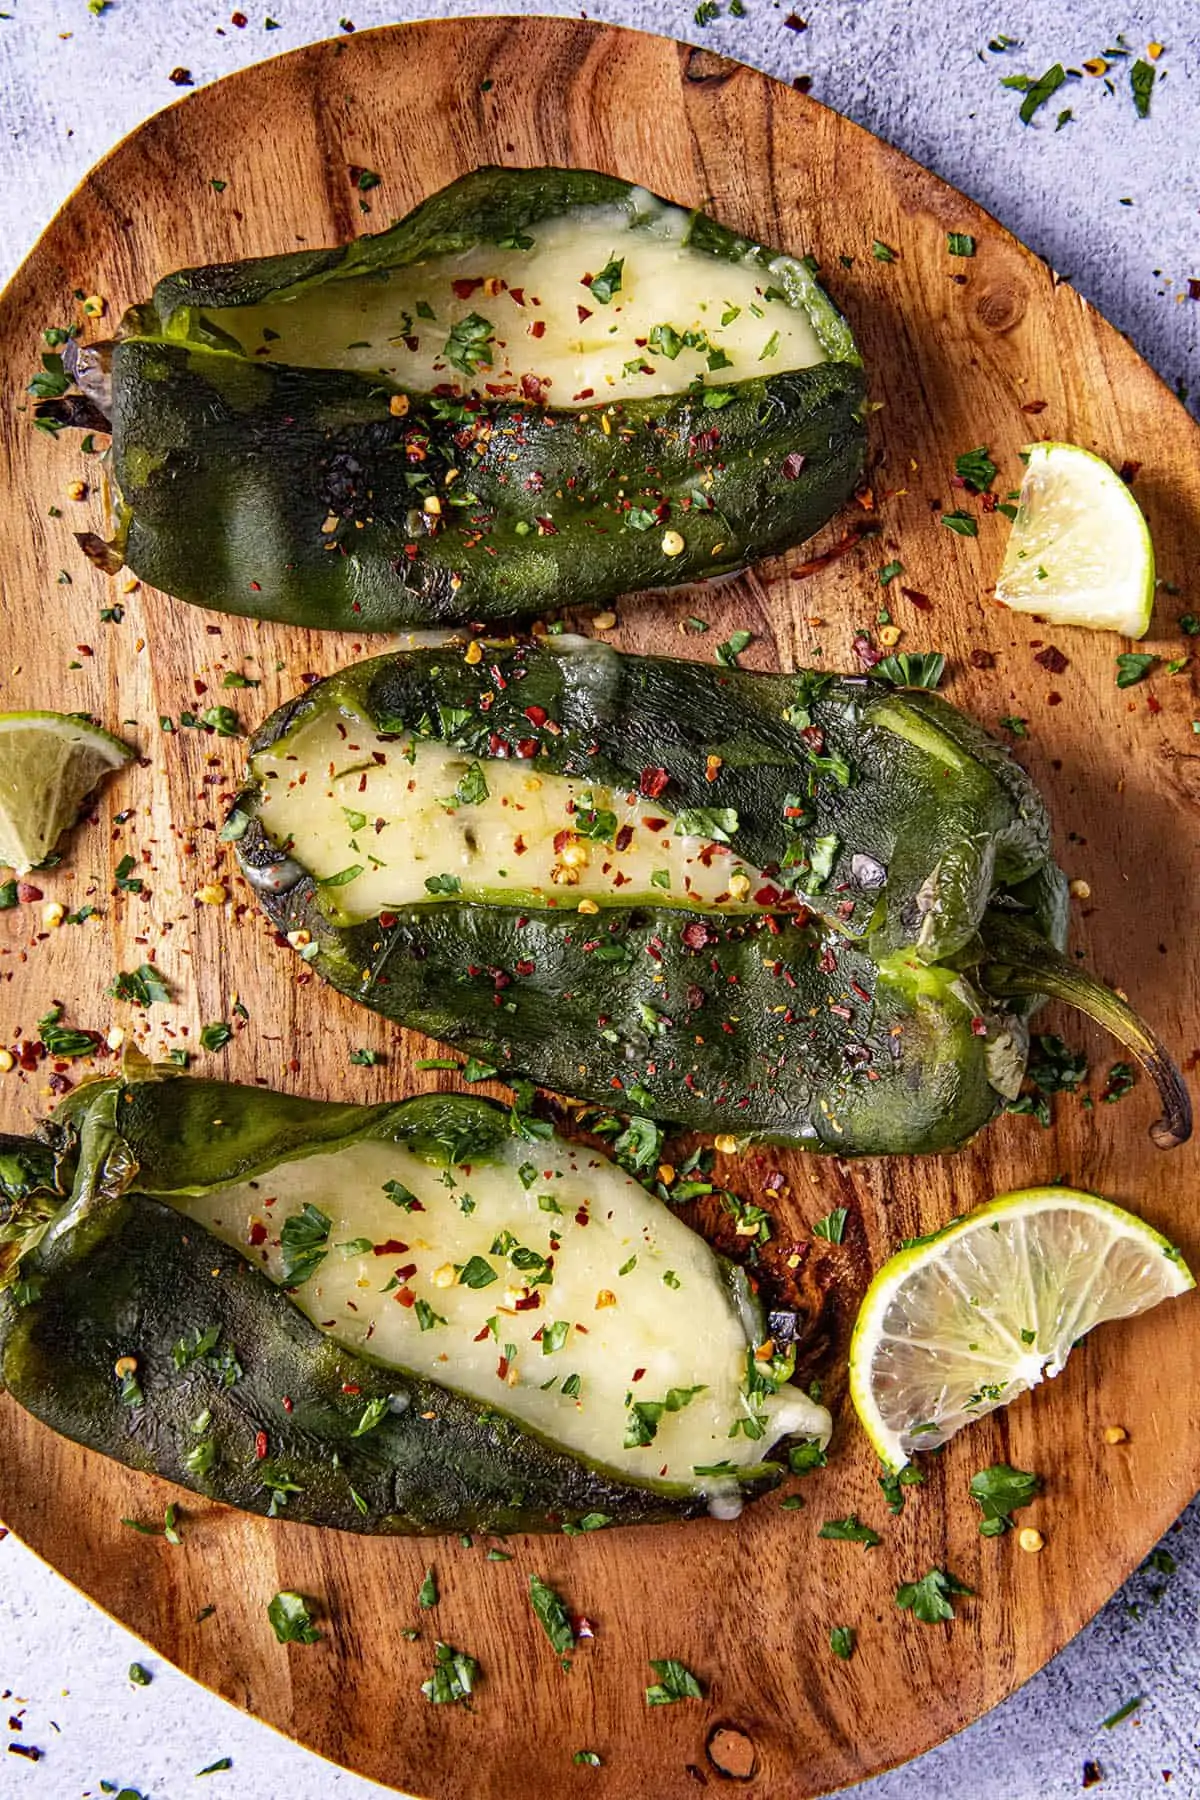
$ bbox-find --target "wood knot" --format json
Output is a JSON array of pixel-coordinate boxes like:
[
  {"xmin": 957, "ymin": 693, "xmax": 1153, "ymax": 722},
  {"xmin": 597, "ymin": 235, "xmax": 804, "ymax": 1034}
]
[
  {"xmin": 707, "ymin": 1724, "xmax": 758, "ymax": 1780},
  {"xmin": 974, "ymin": 284, "xmax": 1027, "ymax": 334},
  {"xmin": 685, "ymin": 46, "xmax": 740, "ymax": 85}
]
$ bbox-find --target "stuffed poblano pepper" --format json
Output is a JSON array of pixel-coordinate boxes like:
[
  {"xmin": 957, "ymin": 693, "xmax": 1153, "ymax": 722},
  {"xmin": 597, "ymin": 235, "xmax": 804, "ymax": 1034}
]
[
  {"xmin": 230, "ymin": 638, "xmax": 1191, "ymax": 1154},
  {"xmin": 48, "ymin": 167, "xmax": 866, "ymax": 627},
  {"xmin": 0, "ymin": 1071, "xmax": 828, "ymax": 1534}
]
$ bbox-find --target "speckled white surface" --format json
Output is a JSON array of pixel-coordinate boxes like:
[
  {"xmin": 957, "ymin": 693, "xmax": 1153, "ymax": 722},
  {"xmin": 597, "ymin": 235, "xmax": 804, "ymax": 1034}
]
[{"xmin": 1, "ymin": 3, "xmax": 1198, "ymax": 1797}]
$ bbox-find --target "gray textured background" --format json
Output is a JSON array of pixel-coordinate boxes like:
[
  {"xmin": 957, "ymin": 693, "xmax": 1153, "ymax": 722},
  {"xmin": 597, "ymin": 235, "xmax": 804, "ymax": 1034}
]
[{"xmin": 1, "ymin": 2, "xmax": 1197, "ymax": 1797}]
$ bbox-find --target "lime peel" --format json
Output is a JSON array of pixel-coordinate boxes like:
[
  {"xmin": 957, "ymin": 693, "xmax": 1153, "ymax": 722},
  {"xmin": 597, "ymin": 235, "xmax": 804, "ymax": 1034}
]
[{"xmin": 850, "ymin": 1187, "xmax": 1193, "ymax": 1472}]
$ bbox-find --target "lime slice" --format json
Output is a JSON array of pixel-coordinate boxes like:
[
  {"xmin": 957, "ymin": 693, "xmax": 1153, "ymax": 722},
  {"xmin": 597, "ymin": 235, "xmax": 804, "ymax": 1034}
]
[
  {"xmin": 0, "ymin": 711, "xmax": 134, "ymax": 875},
  {"xmin": 994, "ymin": 441, "xmax": 1155, "ymax": 639},
  {"xmin": 850, "ymin": 1187, "xmax": 1193, "ymax": 1471}
]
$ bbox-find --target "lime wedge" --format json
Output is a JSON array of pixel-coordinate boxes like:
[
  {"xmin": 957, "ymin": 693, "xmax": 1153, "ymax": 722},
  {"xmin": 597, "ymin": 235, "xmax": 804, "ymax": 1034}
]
[
  {"xmin": 850, "ymin": 1187, "xmax": 1193, "ymax": 1471},
  {"xmin": 994, "ymin": 442, "xmax": 1155, "ymax": 639},
  {"xmin": 0, "ymin": 711, "xmax": 134, "ymax": 875}
]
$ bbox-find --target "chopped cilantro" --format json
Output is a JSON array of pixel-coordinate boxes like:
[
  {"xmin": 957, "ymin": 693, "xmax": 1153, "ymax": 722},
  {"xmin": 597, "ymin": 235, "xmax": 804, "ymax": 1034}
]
[
  {"xmin": 645, "ymin": 1658, "xmax": 704, "ymax": 1704},
  {"xmin": 894, "ymin": 1568, "xmax": 973, "ymax": 1623},
  {"xmin": 267, "ymin": 1590, "xmax": 321, "ymax": 1644}
]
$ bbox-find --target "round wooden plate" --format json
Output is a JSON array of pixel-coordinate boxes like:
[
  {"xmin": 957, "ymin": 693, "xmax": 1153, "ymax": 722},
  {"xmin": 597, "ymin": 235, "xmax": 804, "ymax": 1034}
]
[{"xmin": 1, "ymin": 18, "xmax": 1197, "ymax": 1798}]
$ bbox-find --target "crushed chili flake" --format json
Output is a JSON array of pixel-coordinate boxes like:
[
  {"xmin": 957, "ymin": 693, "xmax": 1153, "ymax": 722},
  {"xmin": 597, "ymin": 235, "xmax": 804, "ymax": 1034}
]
[
  {"xmin": 1034, "ymin": 645, "xmax": 1069, "ymax": 674},
  {"xmin": 901, "ymin": 587, "xmax": 932, "ymax": 612},
  {"xmin": 254, "ymin": 1430, "xmax": 269, "ymax": 1459},
  {"xmin": 781, "ymin": 451, "xmax": 807, "ymax": 480}
]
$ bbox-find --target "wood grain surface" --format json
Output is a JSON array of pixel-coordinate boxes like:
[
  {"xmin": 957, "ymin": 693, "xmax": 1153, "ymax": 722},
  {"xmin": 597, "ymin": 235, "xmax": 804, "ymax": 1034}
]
[{"xmin": 1, "ymin": 18, "xmax": 1198, "ymax": 1799}]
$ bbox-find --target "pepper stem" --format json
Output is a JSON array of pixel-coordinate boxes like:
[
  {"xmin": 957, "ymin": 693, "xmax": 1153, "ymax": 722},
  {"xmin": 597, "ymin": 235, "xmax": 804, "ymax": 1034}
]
[{"xmin": 979, "ymin": 914, "xmax": 1192, "ymax": 1150}]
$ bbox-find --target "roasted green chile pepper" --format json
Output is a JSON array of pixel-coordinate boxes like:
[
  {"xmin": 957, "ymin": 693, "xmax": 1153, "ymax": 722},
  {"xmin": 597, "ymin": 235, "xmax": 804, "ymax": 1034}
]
[
  {"xmin": 50, "ymin": 168, "xmax": 866, "ymax": 627},
  {"xmin": 231, "ymin": 639, "xmax": 1191, "ymax": 1153},
  {"xmin": 0, "ymin": 1073, "xmax": 829, "ymax": 1534}
]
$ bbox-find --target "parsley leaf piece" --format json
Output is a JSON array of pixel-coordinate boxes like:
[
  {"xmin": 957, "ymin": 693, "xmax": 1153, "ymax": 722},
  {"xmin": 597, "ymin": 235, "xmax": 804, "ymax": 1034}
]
[
  {"xmin": 415, "ymin": 1299, "xmax": 447, "ymax": 1331},
  {"xmin": 955, "ymin": 445, "xmax": 997, "ymax": 492},
  {"xmin": 1130, "ymin": 58, "xmax": 1155, "ymax": 118},
  {"xmin": 645, "ymin": 1658, "xmax": 704, "ymax": 1705},
  {"xmin": 829, "ymin": 1626, "xmax": 856, "ymax": 1661},
  {"xmin": 422, "ymin": 1640, "xmax": 480, "ymax": 1705},
  {"xmin": 200, "ymin": 1020, "xmax": 233, "ymax": 1052},
  {"xmin": 443, "ymin": 312, "xmax": 495, "ymax": 377},
  {"xmin": 819, "ymin": 1514, "xmax": 882, "ymax": 1549},
  {"xmin": 715, "ymin": 627, "xmax": 753, "ymax": 668},
  {"xmin": 108, "ymin": 963, "xmax": 172, "ymax": 1006},
  {"xmin": 879, "ymin": 1464, "xmax": 926, "ymax": 1514},
  {"xmin": 424, "ymin": 872, "xmax": 462, "ymax": 895},
  {"xmin": 1017, "ymin": 62, "xmax": 1067, "ymax": 125},
  {"xmin": 947, "ymin": 233, "xmax": 976, "ymax": 257},
  {"xmin": 1115, "ymin": 651, "xmax": 1157, "ymax": 688},
  {"xmin": 350, "ymin": 1397, "xmax": 390, "ymax": 1438},
  {"xmin": 279, "ymin": 1202, "xmax": 331, "ymax": 1286},
  {"xmin": 879, "ymin": 559, "xmax": 904, "ymax": 586},
  {"xmin": 673, "ymin": 806, "xmax": 739, "ymax": 843},
  {"xmin": 969, "ymin": 1462, "xmax": 1042, "ymax": 1535},
  {"xmin": 529, "ymin": 1573, "xmax": 575, "ymax": 1659},
  {"xmin": 419, "ymin": 1566, "xmax": 438, "ymax": 1609},
  {"xmin": 812, "ymin": 1206, "xmax": 849, "ymax": 1243},
  {"xmin": 267, "ymin": 1590, "xmax": 321, "ymax": 1644},
  {"xmin": 941, "ymin": 509, "xmax": 978, "ymax": 537},
  {"xmin": 894, "ymin": 1567, "xmax": 973, "ymax": 1623},
  {"xmin": 589, "ymin": 255, "xmax": 624, "ymax": 304},
  {"xmin": 788, "ymin": 1439, "xmax": 828, "ymax": 1476},
  {"xmin": 874, "ymin": 651, "xmax": 947, "ymax": 690},
  {"xmin": 871, "ymin": 240, "xmax": 898, "ymax": 263}
]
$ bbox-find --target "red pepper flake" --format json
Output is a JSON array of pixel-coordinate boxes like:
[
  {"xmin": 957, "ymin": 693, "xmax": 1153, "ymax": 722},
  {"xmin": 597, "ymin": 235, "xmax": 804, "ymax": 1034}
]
[
  {"xmin": 474, "ymin": 1325, "xmax": 491, "ymax": 1342},
  {"xmin": 524, "ymin": 704, "xmax": 548, "ymax": 727},
  {"xmin": 968, "ymin": 648, "xmax": 996, "ymax": 670},
  {"xmin": 282, "ymin": 1395, "xmax": 294, "ymax": 1413},
  {"xmin": 373, "ymin": 1239, "xmax": 409, "ymax": 1256},
  {"xmin": 515, "ymin": 1292, "xmax": 541, "ymax": 1311},
  {"xmin": 341, "ymin": 1382, "xmax": 362, "ymax": 1395},
  {"xmin": 17, "ymin": 883, "xmax": 43, "ymax": 903},
  {"xmin": 395, "ymin": 1286, "xmax": 416, "ymax": 1307},
  {"xmin": 534, "ymin": 516, "xmax": 558, "ymax": 536},
  {"xmin": 497, "ymin": 1353, "xmax": 510, "ymax": 1380},
  {"xmin": 753, "ymin": 885, "xmax": 784, "ymax": 907},
  {"xmin": 254, "ymin": 1430, "xmax": 269, "ymax": 1460},
  {"xmin": 1034, "ymin": 645, "xmax": 1069, "ymax": 674},
  {"xmin": 614, "ymin": 824, "xmax": 634, "ymax": 853},
  {"xmin": 1047, "ymin": 691, "xmax": 1063, "ymax": 706},
  {"xmin": 379, "ymin": 911, "xmax": 397, "ymax": 928},
  {"xmin": 452, "ymin": 277, "xmax": 484, "ymax": 299},
  {"xmin": 515, "ymin": 958, "xmax": 536, "ymax": 976},
  {"xmin": 1147, "ymin": 693, "xmax": 1162, "ymax": 715},
  {"xmin": 231, "ymin": 9, "xmax": 248, "ymax": 22},
  {"xmin": 248, "ymin": 1221, "xmax": 267, "ymax": 1246},
  {"xmin": 792, "ymin": 522, "xmax": 879, "ymax": 581},
  {"xmin": 970, "ymin": 1016, "xmax": 988, "ymax": 1037},
  {"xmin": 521, "ymin": 373, "xmax": 548, "ymax": 404},
  {"xmin": 574, "ymin": 1208, "xmax": 590, "ymax": 1226},
  {"xmin": 853, "ymin": 632, "xmax": 883, "ymax": 669},
  {"xmin": 1021, "ymin": 399, "xmax": 1048, "ymax": 415},
  {"xmin": 577, "ymin": 305, "xmax": 593, "ymax": 323},
  {"xmin": 396, "ymin": 1263, "xmax": 417, "ymax": 1281},
  {"xmin": 682, "ymin": 921, "xmax": 715, "ymax": 950},
  {"xmin": 901, "ymin": 587, "xmax": 932, "ymax": 612},
  {"xmin": 1118, "ymin": 461, "xmax": 1142, "ymax": 486},
  {"xmin": 781, "ymin": 451, "xmax": 807, "ymax": 480},
  {"xmin": 530, "ymin": 319, "xmax": 546, "ymax": 339},
  {"xmin": 818, "ymin": 945, "xmax": 837, "ymax": 975},
  {"xmin": 784, "ymin": 10, "xmax": 806, "ymax": 26},
  {"xmin": 515, "ymin": 737, "xmax": 539, "ymax": 758}
]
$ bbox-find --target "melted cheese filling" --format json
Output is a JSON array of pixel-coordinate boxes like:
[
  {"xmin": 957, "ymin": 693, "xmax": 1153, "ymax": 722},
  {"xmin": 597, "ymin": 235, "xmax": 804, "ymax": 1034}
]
[
  {"xmin": 173, "ymin": 1133, "xmax": 829, "ymax": 1491},
  {"xmin": 201, "ymin": 206, "xmax": 826, "ymax": 405},
  {"xmin": 251, "ymin": 703, "xmax": 768, "ymax": 923}
]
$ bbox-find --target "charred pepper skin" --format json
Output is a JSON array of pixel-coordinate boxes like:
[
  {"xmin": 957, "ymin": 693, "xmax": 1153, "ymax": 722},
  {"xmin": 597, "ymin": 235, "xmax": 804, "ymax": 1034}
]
[
  {"xmin": 47, "ymin": 167, "xmax": 866, "ymax": 628},
  {"xmin": 0, "ymin": 1078, "xmax": 776, "ymax": 1536},
  {"xmin": 231, "ymin": 641, "xmax": 1191, "ymax": 1153}
]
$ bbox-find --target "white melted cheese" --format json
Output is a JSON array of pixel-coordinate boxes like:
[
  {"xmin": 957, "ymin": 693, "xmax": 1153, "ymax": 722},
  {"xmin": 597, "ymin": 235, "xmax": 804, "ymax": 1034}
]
[
  {"xmin": 251, "ymin": 702, "xmax": 768, "ymax": 922},
  {"xmin": 202, "ymin": 207, "xmax": 826, "ymax": 405},
  {"xmin": 173, "ymin": 1133, "xmax": 829, "ymax": 1491}
]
